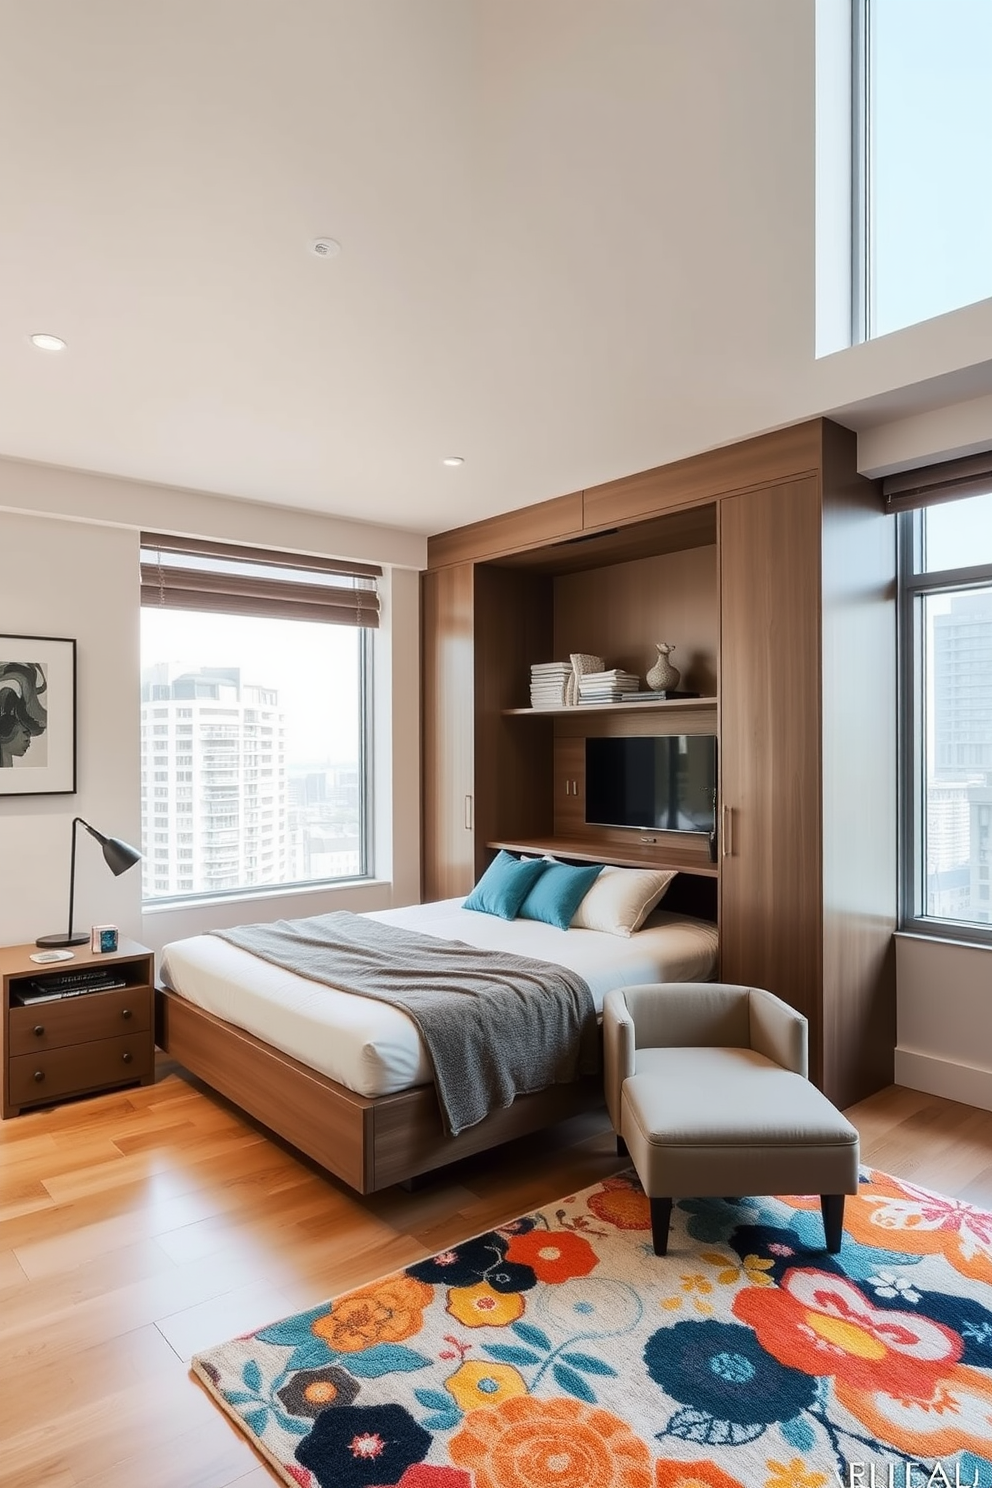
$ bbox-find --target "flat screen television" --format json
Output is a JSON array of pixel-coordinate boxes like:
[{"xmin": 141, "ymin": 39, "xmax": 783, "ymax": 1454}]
[{"xmin": 585, "ymin": 734, "xmax": 717, "ymax": 835}]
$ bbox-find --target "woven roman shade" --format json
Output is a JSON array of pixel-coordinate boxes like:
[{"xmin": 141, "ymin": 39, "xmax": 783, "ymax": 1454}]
[
  {"xmin": 140, "ymin": 534, "xmax": 381, "ymax": 628},
  {"xmin": 882, "ymin": 451, "xmax": 992, "ymax": 513}
]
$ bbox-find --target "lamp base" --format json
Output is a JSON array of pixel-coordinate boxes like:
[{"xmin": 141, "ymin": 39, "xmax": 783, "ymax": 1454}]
[{"xmin": 35, "ymin": 931, "xmax": 90, "ymax": 948}]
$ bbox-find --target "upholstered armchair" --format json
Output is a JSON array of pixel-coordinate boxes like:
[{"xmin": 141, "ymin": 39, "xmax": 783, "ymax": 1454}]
[{"xmin": 602, "ymin": 982, "xmax": 859, "ymax": 1256}]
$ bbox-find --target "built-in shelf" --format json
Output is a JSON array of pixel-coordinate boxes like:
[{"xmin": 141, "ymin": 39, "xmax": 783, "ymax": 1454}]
[
  {"xmin": 487, "ymin": 835, "xmax": 719, "ymax": 878},
  {"xmin": 502, "ymin": 696, "xmax": 718, "ymax": 717}
]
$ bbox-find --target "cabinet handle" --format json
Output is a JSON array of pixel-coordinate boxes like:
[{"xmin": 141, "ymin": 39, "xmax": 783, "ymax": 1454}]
[
  {"xmin": 464, "ymin": 795, "xmax": 473, "ymax": 831},
  {"xmin": 122, "ymin": 1052, "xmax": 133, "ymax": 1064},
  {"xmin": 121, "ymin": 1008, "xmax": 132, "ymax": 1020},
  {"xmin": 722, "ymin": 804, "xmax": 734, "ymax": 857},
  {"xmin": 33, "ymin": 1025, "xmax": 44, "ymax": 1037},
  {"xmin": 33, "ymin": 1070, "xmax": 45, "ymax": 1083}
]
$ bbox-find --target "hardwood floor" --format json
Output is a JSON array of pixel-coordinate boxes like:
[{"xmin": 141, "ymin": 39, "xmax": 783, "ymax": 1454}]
[{"xmin": 3, "ymin": 1061, "xmax": 992, "ymax": 1488}]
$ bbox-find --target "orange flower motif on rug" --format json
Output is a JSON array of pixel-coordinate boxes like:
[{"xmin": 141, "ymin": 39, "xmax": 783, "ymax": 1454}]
[
  {"xmin": 781, "ymin": 1169, "xmax": 992, "ymax": 1286},
  {"xmin": 733, "ymin": 1267, "xmax": 962, "ymax": 1396},
  {"xmin": 834, "ymin": 1361, "xmax": 992, "ymax": 1458},
  {"xmin": 587, "ymin": 1175, "xmax": 651, "ymax": 1230},
  {"xmin": 450, "ymin": 1395, "xmax": 654, "ymax": 1488},
  {"xmin": 653, "ymin": 1457, "xmax": 746, "ymax": 1487},
  {"xmin": 504, "ymin": 1229, "xmax": 598, "ymax": 1283},
  {"xmin": 312, "ymin": 1274, "xmax": 433, "ymax": 1353}
]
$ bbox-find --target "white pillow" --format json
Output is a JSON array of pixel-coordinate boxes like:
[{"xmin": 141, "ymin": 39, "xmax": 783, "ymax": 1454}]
[{"xmin": 570, "ymin": 864, "xmax": 677, "ymax": 936}]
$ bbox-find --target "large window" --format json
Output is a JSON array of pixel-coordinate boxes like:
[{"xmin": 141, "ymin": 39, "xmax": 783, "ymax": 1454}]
[
  {"xmin": 856, "ymin": 0, "xmax": 992, "ymax": 340},
  {"xmin": 139, "ymin": 536, "xmax": 377, "ymax": 904},
  {"xmin": 897, "ymin": 483, "xmax": 992, "ymax": 942}
]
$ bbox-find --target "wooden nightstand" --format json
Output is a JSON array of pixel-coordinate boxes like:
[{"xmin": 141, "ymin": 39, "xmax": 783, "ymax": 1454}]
[{"xmin": 0, "ymin": 939, "xmax": 155, "ymax": 1118}]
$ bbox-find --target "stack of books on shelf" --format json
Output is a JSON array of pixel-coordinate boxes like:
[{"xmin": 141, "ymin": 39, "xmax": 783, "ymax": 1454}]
[
  {"xmin": 578, "ymin": 668, "xmax": 641, "ymax": 703},
  {"xmin": 529, "ymin": 662, "xmax": 574, "ymax": 708},
  {"xmin": 619, "ymin": 689, "xmax": 701, "ymax": 702}
]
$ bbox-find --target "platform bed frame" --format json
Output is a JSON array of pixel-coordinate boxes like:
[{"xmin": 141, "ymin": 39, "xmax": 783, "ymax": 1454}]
[{"xmin": 155, "ymin": 986, "xmax": 603, "ymax": 1193}]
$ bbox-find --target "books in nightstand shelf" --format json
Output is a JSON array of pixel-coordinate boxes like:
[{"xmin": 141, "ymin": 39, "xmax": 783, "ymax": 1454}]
[{"xmin": 12, "ymin": 967, "xmax": 130, "ymax": 1004}]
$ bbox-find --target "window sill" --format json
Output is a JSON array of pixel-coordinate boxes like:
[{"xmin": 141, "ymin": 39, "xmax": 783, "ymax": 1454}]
[
  {"xmin": 895, "ymin": 929, "xmax": 992, "ymax": 954},
  {"xmin": 141, "ymin": 877, "xmax": 389, "ymax": 916}
]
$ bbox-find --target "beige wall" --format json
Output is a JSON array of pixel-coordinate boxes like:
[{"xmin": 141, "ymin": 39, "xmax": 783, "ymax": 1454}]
[
  {"xmin": 0, "ymin": 461, "xmax": 425, "ymax": 956},
  {"xmin": 895, "ymin": 934, "xmax": 992, "ymax": 1111},
  {"xmin": 0, "ymin": 513, "xmax": 142, "ymax": 946}
]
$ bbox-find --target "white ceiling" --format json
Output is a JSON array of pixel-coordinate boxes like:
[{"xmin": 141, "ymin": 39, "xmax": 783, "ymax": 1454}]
[{"xmin": 1, "ymin": 1, "xmax": 989, "ymax": 537}]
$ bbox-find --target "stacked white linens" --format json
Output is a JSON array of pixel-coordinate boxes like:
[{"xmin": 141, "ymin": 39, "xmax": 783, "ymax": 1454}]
[{"xmin": 160, "ymin": 899, "xmax": 718, "ymax": 1100}]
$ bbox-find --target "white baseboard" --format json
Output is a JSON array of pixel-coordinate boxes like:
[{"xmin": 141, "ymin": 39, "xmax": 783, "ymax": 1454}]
[{"xmin": 895, "ymin": 1047, "xmax": 992, "ymax": 1114}]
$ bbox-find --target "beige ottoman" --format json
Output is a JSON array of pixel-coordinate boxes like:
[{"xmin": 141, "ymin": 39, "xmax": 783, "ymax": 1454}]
[{"xmin": 603, "ymin": 983, "xmax": 861, "ymax": 1257}]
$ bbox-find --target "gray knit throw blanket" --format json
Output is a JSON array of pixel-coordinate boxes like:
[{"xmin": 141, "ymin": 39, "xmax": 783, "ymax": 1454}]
[{"xmin": 210, "ymin": 911, "xmax": 599, "ymax": 1136}]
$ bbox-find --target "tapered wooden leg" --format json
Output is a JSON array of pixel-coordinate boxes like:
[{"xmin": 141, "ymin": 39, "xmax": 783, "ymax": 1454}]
[
  {"xmin": 821, "ymin": 1194, "xmax": 845, "ymax": 1253},
  {"xmin": 650, "ymin": 1197, "xmax": 673, "ymax": 1256},
  {"xmin": 616, "ymin": 1134, "xmax": 628, "ymax": 1157}
]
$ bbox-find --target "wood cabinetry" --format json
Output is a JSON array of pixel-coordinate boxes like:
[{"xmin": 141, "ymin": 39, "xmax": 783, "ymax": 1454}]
[
  {"xmin": 422, "ymin": 418, "xmax": 897, "ymax": 1107},
  {"xmin": 718, "ymin": 478, "xmax": 823, "ymax": 1025},
  {"xmin": 1, "ymin": 940, "xmax": 155, "ymax": 1118},
  {"xmin": 421, "ymin": 563, "xmax": 476, "ymax": 901}
]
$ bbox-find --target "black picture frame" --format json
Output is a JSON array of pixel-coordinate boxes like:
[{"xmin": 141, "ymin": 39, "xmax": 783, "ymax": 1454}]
[{"xmin": 0, "ymin": 634, "xmax": 77, "ymax": 795}]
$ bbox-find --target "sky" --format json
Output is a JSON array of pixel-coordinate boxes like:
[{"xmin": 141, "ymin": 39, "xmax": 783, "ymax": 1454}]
[
  {"xmin": 141, "ymin": 608, "xmax": 362, "ymax": 768},
  {"xmin": 872, "ymin": 0, "xmax": 992, "ymax": 335}
]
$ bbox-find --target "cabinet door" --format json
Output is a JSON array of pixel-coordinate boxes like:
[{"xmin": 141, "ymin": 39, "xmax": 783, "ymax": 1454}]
[
  {"xmin": 421, "ymin": 564, "xmax": 476, "ymax": 901},
  {"xmin": 719, "ymin": 478, "xmax": 823, "ymax": 1031}
]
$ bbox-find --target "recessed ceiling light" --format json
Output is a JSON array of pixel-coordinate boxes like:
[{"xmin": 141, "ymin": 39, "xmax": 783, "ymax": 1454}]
[
  {"xmin": 310, "ymin": 238, "xmax": 341, "ymax": 259},
  {"xmin": 442, "ymin": 456, "xmax": 464, "ymax": 467},
  {"xmin": 30, "ymin": 333, "xmax": 67, "ymax": 352}
]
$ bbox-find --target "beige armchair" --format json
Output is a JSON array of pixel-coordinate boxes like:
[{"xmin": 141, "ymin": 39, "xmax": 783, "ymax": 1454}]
[{"xmin": 602, "ymin": 982, "xmax": 860, "ymax": 1257}]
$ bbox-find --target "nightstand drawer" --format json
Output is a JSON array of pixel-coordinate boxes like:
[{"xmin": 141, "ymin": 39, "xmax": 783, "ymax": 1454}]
[
  {"xmin": 9, "ymin": 1032, "xmax": 153, "ymax": 1106},
  {"xmin": 8, "ymin": 985, "xmax": 152, "ymax": 1055}
]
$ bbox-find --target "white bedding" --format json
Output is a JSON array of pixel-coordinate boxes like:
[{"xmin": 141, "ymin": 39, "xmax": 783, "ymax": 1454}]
[{"xmin": 160, "ymin": 898, "xmax": 718, "ymax": 1099}]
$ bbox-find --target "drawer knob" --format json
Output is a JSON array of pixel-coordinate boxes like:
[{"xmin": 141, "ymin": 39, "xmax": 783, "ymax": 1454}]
[
  {"xmin": 33, "ymin": 1070, "xmax": 45, "ymax": 1083},
  {"xmin": 33, "ymin": 1025, "xmax": 44, "ymax": 1037},
  {"xmin": 121, "ymin": 1008, "xmax": 132, "ymax": 1020},
  {"xmin": 122, "ymin": 1052, "xmax": 133, "ymax": 1064}
]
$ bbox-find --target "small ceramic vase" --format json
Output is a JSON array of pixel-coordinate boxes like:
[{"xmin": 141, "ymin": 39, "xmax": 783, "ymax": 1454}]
[{"xmin": 646, "ymin": 642, "xmax": 680, "ymax": 693}]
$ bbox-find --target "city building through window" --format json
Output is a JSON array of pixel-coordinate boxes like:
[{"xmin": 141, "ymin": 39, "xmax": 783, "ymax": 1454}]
[
  {"xmin": 893, "ymin": 478, "xmax": 992, "ymax": 942},
  {"xmin": 139, "ymin": 537, "xmax": 377, "ymax": 903}
]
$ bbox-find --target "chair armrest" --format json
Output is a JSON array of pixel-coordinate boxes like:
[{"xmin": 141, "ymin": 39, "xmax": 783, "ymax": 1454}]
[
  {"xmin": 748, "ymin": 987, "xmax": 808, "ymax": 1076},
  {"xmin": 602, "ymin": 988, "xmax": 636, "ymax": 1132}
]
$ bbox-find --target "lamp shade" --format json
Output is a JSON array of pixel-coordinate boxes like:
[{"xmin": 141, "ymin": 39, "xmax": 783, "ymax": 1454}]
[{"xmin": 92, "ymin": 831, "xmax": 143, "ymax": 877}]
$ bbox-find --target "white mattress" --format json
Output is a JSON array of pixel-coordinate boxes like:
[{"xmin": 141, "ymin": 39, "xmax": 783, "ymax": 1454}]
[{"xmin": 160, "ymin": 899, "xmax": 718, "ymax": 1099}]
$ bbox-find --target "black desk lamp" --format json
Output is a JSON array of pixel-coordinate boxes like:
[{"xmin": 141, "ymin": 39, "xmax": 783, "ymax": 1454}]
[{"xmin": 36, "ymin": 816, "xmax": 142, "ymax": 948}]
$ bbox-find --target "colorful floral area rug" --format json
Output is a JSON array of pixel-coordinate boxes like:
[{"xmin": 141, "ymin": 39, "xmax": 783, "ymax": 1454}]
[{"xmin": 192, "ymin": 1169, "xmax": 992, "ymax": 1488}]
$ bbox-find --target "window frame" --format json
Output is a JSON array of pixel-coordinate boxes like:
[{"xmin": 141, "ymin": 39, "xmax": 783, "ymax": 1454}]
[
  {"xmin": 898, "ymin": 508, "xmax": 992, "ymax": 946},
  {"xmin": 139, "ymin": 553, "xmax": 376, "ymax": 910}
]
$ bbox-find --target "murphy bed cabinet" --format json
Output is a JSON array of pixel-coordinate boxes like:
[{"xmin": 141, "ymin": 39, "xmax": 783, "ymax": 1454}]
[{"xmin": 421, "ymin": 418, "xmax": 896, "ymax": 1109}]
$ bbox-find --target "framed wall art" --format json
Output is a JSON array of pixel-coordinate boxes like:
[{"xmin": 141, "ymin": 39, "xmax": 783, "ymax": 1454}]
[{"xmin": 0, "ymin": 635, "xmax": 76, "ymax": 795}]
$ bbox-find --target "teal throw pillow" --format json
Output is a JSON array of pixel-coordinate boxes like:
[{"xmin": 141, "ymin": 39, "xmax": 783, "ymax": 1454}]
[
  {"xmin": 463, "ymin": 850, "xmax": 549, "ymax": 920},
  {"xmin": 518, "ymin": 861, "xmax": 604, "ymax": 931}
]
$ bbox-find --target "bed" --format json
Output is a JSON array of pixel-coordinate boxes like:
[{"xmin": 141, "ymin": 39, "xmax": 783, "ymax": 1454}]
[{"xmin": 155, "ymin": 895, "xmax": 718, "ymax": 1193}]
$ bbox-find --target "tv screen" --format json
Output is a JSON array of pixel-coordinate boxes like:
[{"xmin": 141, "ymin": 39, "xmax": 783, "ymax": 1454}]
[{"xmin": 585, "ymin": 734, "xmax": 716, "ymax": 834}]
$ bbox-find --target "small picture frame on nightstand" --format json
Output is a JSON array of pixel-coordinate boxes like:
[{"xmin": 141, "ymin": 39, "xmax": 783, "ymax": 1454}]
[{"xmin": 90, "ymin": 924, "xmax": 119, "ymax": 954}]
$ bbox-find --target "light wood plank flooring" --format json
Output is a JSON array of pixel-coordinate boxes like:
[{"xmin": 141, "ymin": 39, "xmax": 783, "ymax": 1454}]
[{"xmin": 2, "ymin": 1062, "xmax": 992, "ymax": 1488}]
